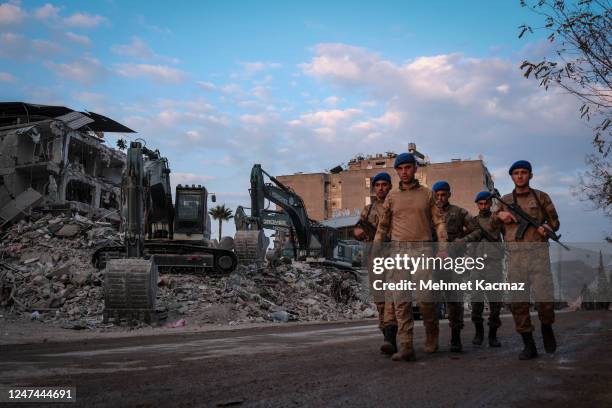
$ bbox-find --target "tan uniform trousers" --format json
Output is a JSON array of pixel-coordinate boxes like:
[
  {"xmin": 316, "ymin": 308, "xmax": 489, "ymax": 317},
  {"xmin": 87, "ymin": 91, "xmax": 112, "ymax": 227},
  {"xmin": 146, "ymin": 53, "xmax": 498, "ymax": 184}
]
[
  {"xmin": 506, "ymin": 243, "xmax": 555, "ymax": 333},
  {"xmin": 382, "ymin": 242, "xmax": 437, "ymax": 347}
]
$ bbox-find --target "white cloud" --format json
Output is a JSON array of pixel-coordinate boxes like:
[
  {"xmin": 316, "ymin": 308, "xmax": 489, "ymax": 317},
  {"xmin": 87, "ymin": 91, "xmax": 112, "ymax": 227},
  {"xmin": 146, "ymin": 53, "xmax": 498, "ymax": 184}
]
[
  {"xmin": 0, "ymin": 71, "xmax": 15, "ymax": 82},
  {"xmin": 114, "ymin": 63, "xmax": 186, "ymax": 83},
  {"xmin": 240, "ymin": 61, "xmax": 282, "ymax": 76},
  {"xmin": 197, "ymin": 81, "xmax": 217, "ymax": 91},
  {"xmin": 46, "ymin": 57, "xmax": 105, "ymax": 84},
  {"xmin": 290, "ymin": 108, "xmax": 362, "ymax": 127},
  {"xmin": 240, "ymin": 113, "xmax": 269, "ymax": 126},
  {"xmin": 496, "ymin": 84, "xmax": 510, "ymax": 93},
  {"xmin": 185, "ymin": 130, "xmax": 201, "ymax": 141},
  {"xmin": 323, "ymin": 96, "xmax": 342, "ymax": 106},
  {"xmin": 300, "ymin": 44, "xmax": 368, "ymax": 81},
  {"xmin": 34, "ymin": 3, "xmax": 60, "ymax": 20},
  {"xmin": 0, "ymin": 32, "xmax": 63, "ymax": 59},
  {"xmin": 65, "ymin": 31, "xmax": 91, "ymax": 46},
  {"xmin": 63, "ymin": 12, "xmax": 106, "ymax": 28},
  {"xmin": 31, "ymin": 38, "xmax": 63, "ymax": 55},
  {"xmin": 221, "ymin": 83, "xmax": 242, "ymax": 94},
  {"xmin": 111, "ymin": 37, "xmax": 179, "ymax": 63},
  {"xmin": 112, "ymin": 37, "xmax": 154, "ymax": 58},
  {"xmin": 251, "ymin": 85, "xmax": 270, "ymax": 99},
  {"xmin": 0, "ymin": 1, "xmax": 26, "ymax": 25}
]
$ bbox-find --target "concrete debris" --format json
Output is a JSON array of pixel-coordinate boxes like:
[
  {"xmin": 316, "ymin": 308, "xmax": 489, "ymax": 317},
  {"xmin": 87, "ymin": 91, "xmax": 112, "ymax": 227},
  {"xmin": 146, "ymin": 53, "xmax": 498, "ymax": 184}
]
[
  {"xmin": 0, "ymin": 212, "xmax": 117, "ymax": 329},
  {"xmin": 156, "ymin": 262, "xmax": 371, "ymax": 325},
  {"xmin": 1, "ymin": 212, "xmax": 374, "ymax": 331}
]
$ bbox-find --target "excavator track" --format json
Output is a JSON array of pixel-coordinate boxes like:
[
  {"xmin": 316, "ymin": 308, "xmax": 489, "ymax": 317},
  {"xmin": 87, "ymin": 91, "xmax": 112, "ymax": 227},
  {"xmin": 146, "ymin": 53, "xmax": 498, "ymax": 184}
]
[{"xmin": 234, "ymin": 230, "xmax": 268, "ymax": 265}]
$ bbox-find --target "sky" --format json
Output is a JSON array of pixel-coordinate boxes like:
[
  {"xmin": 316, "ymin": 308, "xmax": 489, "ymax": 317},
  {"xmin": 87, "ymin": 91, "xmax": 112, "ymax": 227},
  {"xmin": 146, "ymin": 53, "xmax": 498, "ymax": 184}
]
[{"xmin": 0, "ymin": 0, "xmax": 609, "ymax": 242}]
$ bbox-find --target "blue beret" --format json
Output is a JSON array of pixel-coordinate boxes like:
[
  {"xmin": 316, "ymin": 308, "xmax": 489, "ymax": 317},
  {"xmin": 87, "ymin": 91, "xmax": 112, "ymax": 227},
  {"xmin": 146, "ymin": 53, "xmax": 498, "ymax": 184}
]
[
  {"xmin": 432, "ymin": 181, "xmax": 450, "ymax": 192},
  {"xmin": 509, "ymin": 160, "xmax": 532, "ymax": 175},
  {"xmin": 474, "ymin": 191, "xmax": 493, "ymax": 202},
  {"xmin": 371, "ymin": 172, "xmax": 391, "ymax": 185},
  {"xmin": 394, "ymin": 153, "xmax": 416, "ymax": 168}
]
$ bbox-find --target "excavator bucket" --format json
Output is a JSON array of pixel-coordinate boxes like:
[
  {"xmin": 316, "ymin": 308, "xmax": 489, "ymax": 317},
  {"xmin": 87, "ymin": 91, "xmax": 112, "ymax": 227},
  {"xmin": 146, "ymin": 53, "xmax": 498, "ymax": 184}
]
[
  {"xmin": 234, "ymin": 230, "xmax": 268, "ymax": 265},
  {"xmin": 103, "ymin": 258, "xmax": 158, "ymax": 324}
]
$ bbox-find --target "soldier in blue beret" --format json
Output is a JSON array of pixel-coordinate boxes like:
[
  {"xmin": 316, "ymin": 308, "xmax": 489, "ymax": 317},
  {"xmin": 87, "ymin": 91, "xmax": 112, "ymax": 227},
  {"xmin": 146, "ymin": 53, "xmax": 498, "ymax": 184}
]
[
  {"xmin": 462, "ymin": 190, "xmax": 505, "ymax": 347},
  {"xmin": 432, "ymin": 180, "xmax": 472, "ymax": 352},
  {"xmin": 374, "ymin": 153, "xmax": 448, "ymax": 361},
  {"xmin": 496, "ymin": 161, "xmax": 560, "ymax": 360},
  {"xmin": 354, "ymin": 171, "xmax": 394, "ymax": 355}
]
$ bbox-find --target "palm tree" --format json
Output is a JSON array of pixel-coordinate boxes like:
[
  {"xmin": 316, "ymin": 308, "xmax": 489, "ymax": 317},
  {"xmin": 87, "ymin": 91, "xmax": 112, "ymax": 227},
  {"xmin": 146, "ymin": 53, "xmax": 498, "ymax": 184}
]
[{"xmin": 208, "ymin": 204, "xmax": 233, "ymax": 241}]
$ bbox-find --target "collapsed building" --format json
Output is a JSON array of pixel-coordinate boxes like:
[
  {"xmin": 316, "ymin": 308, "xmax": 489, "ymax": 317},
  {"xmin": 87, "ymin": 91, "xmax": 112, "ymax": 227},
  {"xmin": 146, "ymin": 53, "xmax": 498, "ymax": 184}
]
[{"xmin": 0, "ymin": 102, "xmax": 134, "ymax": 227}]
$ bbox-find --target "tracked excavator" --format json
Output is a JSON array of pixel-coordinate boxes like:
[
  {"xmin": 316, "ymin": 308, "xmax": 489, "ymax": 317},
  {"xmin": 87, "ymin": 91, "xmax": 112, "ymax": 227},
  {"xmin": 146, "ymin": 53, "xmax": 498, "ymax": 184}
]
[
  {"xmin": 233, "ymin": 164, "xmax": 338, "ymax": 265},
  {"xmin": 95, "ymin": 141, "xmax": 237, "ymax": 323}
]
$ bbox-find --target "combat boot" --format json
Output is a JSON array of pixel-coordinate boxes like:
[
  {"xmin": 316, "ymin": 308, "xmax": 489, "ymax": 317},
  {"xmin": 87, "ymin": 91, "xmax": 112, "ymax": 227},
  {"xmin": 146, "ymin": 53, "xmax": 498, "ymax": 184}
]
[
  {"xmin": 423, "ymin": 324, "xmax": 439, "ymax": 353},
  {"xmin": 541, "ymin": 324, "xmax": 557, "ymax": 354},
  {"xmin": 450, "ymin": 328, "xmax": 463, "ymax": 352},
  {"xmin": 472, "ymin": 322, "xmax": 484, "ymax": 346},
  {"xmin": 391, "ymin": 343, "xmax": 416, "ymax": 362},
  {"xmin": 380, "ymin": 325, "xmax": 398, "ymax": 355},
  {"xmin": 488, "ymin": 327, "xmax": 501, "ymax": 347},
  {"xmin": 518, "ymin": 332, "xmax": 538, "ymax": 360}
]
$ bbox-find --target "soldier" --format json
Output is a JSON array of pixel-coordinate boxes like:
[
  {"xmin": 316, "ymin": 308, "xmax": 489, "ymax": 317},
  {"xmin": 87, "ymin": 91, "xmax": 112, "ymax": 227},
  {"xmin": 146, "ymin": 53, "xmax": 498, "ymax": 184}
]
[
  {"xmin": 374, "ymin": 153, "xmax": 447, "ymax": 362},
  {"xmin": 354, "ymin": 172, "xmax": 394, "ymax": 355},
  {"xmin": 496, "ymin": 160, "xmax": 560, "ymax": 360},
  {"xmin": 432, "ymin": 181, "xmax": 472, "ymax": 352},
  {"xmin": 461, "ymin": 191, "xmax": 504, "ymax": 348}
]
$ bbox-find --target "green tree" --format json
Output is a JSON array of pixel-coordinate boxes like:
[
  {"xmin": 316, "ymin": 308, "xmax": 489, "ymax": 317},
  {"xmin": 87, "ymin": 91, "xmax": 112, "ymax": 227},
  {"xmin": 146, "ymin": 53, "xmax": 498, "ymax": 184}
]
[{"xmin": 208, "ymin": 204, "xmax": 233, "ymax": 241}]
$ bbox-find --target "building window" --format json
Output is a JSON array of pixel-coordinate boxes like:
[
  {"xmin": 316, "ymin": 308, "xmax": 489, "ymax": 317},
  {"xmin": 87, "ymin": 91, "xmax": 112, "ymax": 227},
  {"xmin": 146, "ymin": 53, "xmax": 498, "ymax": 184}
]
[
  {"xmin": 365, "ymin": 178, "xmax": 370, "ymax": 188},
  {"xmin": 365, "ymin": 196, "xmax": 371, "ymax": 205}
]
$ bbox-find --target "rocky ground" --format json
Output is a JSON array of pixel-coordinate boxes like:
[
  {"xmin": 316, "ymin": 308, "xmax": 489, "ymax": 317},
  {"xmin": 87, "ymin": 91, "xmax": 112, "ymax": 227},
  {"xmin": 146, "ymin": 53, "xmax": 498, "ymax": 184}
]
[{"xmin": 0, "ymin": 212, "xmax": 373, "ymax": 335}]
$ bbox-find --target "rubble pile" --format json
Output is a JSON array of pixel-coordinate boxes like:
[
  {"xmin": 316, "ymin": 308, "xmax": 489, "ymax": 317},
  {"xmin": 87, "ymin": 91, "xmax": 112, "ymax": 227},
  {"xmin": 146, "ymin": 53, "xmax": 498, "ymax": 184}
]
[
  {"xmin": 157, "ymin": 263, "xmax": 375, "ymax": 325},
  {"xmin": 0, "ymin": 213, "xmax": 120, "ymax": 328},
  {"xmin": 1, "ymin": 213, "xmax": 374, "ymax": 329}
]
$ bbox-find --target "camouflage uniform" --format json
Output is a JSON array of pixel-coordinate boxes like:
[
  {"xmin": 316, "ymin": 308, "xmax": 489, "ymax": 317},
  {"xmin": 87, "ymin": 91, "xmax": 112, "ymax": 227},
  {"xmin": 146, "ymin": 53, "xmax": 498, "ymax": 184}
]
[
  {"xmin": 497, "ymin": 188, "xmax": 559, "ymax": 333},
  {"xmin": 437, "ymin": 204, "xmax": 472, "ymax": 330},
  {"xmin": 359, "ymin": 198, "xmax": 389, "ymax": 329},
  {"xmin": 374, "ymin": 179, "xmax": 447, "ymax": 354},
  {"xmin": 463, "ymin": 210, "xmax": 504, "ymax": 329}
]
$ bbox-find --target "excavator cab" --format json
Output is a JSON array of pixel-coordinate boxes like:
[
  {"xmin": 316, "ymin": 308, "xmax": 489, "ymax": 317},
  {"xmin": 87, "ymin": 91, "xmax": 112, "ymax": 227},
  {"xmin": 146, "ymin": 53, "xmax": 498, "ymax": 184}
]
[{"xmin": 174, "ymin": 184, "xmax": 211, "ymax": 241}]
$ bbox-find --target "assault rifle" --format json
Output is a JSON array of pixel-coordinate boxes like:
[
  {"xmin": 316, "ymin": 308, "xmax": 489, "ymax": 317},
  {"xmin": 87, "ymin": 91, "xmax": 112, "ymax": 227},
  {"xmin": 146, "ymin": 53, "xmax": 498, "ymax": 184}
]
[
  {"xmin": 355, "ymin": 218, "xmax": 377, "ymax": 241},
  {"xmin": 354, "ymin": 203, "xmax": 378, "ymax": 240},
  {"xmin": 490, "ymin": 190, "xmax": 569, "ymax": 251}
]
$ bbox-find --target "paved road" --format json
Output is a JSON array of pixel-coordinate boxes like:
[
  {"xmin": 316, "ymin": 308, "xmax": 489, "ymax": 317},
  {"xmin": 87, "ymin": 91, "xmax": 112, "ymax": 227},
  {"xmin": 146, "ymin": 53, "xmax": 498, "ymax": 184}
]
[{"xmin": 0, "ymin": 310, "xmax": 610, "ymax": 407}]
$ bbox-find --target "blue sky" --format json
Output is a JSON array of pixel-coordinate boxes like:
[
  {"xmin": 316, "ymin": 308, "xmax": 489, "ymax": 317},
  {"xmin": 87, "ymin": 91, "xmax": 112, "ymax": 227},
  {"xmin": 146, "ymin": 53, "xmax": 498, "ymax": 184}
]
[{"xmin": 0, "ymin": 0, "xmax": 609, "ymax": 241}]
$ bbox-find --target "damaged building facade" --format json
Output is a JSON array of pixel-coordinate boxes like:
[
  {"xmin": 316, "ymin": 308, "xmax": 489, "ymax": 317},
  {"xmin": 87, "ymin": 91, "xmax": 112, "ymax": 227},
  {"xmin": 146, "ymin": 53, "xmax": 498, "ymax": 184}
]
[{"xmin": 0, "ymin": 103, "xmax": 133, "ymax": 226}]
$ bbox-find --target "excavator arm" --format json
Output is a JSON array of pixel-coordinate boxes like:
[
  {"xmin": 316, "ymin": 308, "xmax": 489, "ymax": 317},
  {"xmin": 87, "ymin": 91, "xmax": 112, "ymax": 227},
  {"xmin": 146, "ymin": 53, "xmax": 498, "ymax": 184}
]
[{"xmin": 235, "ymin": 164, "xmax": 338, "ymax": 264}]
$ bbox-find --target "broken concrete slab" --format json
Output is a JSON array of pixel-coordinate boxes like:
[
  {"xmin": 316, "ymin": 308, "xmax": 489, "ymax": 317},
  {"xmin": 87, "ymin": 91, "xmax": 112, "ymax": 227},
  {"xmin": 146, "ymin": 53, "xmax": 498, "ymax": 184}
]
[
  {"xmin": 0, "ymin": 188, "xmax": 43, "ymax": 229},
  {"xmin": 70, "ymin": 269, "xmax": 91, "ymax": 286},
  {"xmin": 55, "ymin": 224, "xmax": 81, "ymax": 237}
]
